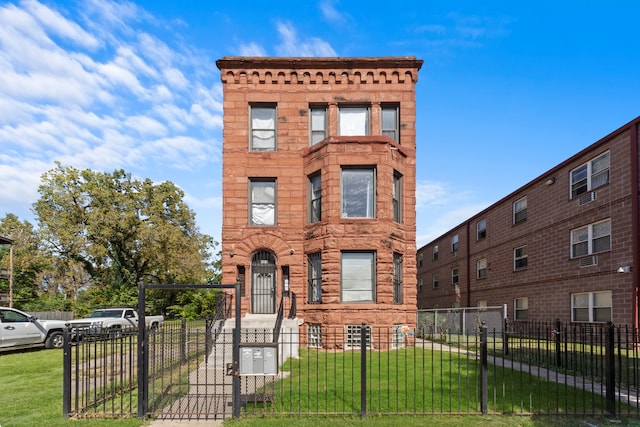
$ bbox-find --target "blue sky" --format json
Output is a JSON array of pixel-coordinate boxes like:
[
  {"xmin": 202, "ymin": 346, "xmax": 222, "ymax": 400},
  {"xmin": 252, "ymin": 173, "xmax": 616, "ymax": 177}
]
[{"xmin": 1, "ymin": 0, "xmax": 639, "ymax": 249}]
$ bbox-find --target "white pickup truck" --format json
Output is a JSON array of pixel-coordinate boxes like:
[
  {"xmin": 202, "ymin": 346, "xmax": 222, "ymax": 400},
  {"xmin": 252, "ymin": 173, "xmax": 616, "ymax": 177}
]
[
  {"xmin": 67, "ymin": 308, "xmax": 164, "ymax": 334},
  {"xmin": 0, "ymin": 306, "xmax": 68, "ymax": 350}
]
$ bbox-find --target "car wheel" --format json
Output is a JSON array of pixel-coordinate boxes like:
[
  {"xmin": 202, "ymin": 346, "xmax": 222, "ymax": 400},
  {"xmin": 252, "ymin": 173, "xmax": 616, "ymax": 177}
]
[{"xmin": 45, "ymin": 331, "xmax": 64, "ymax": 349}]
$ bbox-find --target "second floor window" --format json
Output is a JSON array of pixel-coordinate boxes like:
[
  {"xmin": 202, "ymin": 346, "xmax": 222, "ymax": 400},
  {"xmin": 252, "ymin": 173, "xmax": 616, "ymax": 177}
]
[
  {"xmin": 570, "ymin": 151, "xmax": 610, "ymax": 198},
  {"xmin": 339, "ymin": 106, "xmax": 369, "ymax": 136},
  {"xmin": 249, "ymin": 178, "xmax": 276, "ymax": 226},
  {"xmin": 433, "ymin": 273, "xmax": 439, "ymax": 289},
  {"xmin": 341, "ymin": 167, "xmax": 375, "ymax": 218},
  {"xmin": 452, "ymin": 267, "xmax": 459, "ymax": 286},
  {"xmin": 309, "ymin": 173, "xmax": 321, "ymax": 223},
  {"xmin": 514, "ymin": 246, "xmax": 528, "ymax": 270},
  {"xmin": 381, "ymin": 104, "xmax": 399, "ymax": 141},
  {"xmin": 310, "ymin": 106, "xmax": 327, "ymax": 145},
  {"xmin": 571, "ymin": 219, "xmax": 611, "ymax": 258},
  {"xmin": 250, "ymin": 104, "xmax": 276, "ymax": 151},
  {"xmin": 477, "ymin": 258, "xmax": 488, "ymax": 279}
]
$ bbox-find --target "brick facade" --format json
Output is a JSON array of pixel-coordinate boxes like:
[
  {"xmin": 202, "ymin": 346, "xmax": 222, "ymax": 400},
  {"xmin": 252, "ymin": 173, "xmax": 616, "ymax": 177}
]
[
  {"xmin": 418, "ymin": 117, "xmax": 640, "ymax": 328},
  {"xmin": 216, "ymin": 57, "xmax": 423, "ymax": 337}
]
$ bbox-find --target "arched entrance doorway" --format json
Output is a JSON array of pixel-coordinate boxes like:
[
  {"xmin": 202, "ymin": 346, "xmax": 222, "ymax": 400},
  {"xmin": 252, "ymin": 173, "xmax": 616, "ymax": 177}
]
[{"xmin": 251, "ymin": 249, "xmax": 276, "ymax": 314}]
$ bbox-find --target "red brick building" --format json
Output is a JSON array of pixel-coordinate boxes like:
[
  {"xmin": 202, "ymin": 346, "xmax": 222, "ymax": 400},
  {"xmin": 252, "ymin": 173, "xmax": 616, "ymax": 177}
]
[
  {"xmin": 417, "ymin": 116, "xmax": 640, "ymax": 328},
  {"xmin": 216, "ymin": 57, "xmax": 423, "ymax": 345}
]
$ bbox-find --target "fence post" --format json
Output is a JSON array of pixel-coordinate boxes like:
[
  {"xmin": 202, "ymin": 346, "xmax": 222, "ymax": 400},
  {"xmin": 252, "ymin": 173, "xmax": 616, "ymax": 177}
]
[
  {"xmin": 605, "ymin": 321, "xmax": 616, "ymax": 416},
  {"xmin": 62, "ymin": 327, "xmax": 71, "ymax": 418},
  {"xmin": 360, "ymin": 323, "xmax": 367, "ymax": 419},
  {"xmin": 480, "ymin": 321, "xmax": 488, "ymax": 415},
  {"xmin": 503, "ymin": 317, "xmax": 509, "ymax": 356},
  {"xmin": 555, "ymin": 318, "xmax": 562, "ymax": 368},
  {"xmin": 180, "ymin": 318, "xmax": 187, "ymax": 364}
]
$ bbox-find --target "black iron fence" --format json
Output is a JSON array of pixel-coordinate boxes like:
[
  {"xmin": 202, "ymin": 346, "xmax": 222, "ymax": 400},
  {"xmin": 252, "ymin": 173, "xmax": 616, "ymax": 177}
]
[{"xmin": 63, "ymin": 320, "xmax": 640, "ymax": 420}]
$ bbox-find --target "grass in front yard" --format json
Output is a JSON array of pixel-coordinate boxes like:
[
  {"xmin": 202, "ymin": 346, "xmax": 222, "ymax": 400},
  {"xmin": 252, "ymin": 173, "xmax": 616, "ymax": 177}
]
[
  {"xmin": 0, "ymin": 348, "xmax": 144, "ymax": 427},
  {"xmin": 245, "ymin": 347, "xmax": 631, "ymax": 415}
]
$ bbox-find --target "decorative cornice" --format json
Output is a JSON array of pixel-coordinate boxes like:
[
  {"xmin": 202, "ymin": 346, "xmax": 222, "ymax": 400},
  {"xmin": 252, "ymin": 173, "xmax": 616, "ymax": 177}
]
[{"xmin": 216, "ymin": 56, "xmax": 423, "ymax": 85}]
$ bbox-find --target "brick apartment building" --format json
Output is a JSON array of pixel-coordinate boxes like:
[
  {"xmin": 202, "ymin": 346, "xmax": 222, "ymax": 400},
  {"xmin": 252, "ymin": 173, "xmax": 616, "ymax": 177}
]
[
  {"xmin": 417, "ymin": 116, "xmax": 640, "ymax": 328},
  {"xmin": 216, "ymin": 57, "xmax": 423, "ymax": 344}
]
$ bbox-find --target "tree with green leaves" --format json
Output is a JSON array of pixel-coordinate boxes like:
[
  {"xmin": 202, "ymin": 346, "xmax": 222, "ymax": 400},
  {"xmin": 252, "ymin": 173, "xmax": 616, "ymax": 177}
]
[
  {"xmin": 34, "ymin": 163, "xmax": 217, "ymax": 312},
  {"xmin": 0, "ymin": 214, "xmax": 54, "ymax": 308}
]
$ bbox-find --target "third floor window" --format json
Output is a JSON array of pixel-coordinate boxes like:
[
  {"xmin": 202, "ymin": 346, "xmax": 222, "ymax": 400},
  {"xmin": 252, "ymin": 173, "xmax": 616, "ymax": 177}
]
[
  {"xmin": 309, "ymin": 105, "xmax": 327, "ymax": 145},
  {"xmin": 250, "ymin": 104, "xmax": 276, "ymax": 151},
  {"xmin": 381, "ymin": 104, "xmax": 399, "ymax": 142},
  {"xmin": 339, "ymin": 106, "xmax": 369, "ymax": 136},
  {"xmin": 570, "ymin": 151, "xmax": 610, "ymax": 198}
]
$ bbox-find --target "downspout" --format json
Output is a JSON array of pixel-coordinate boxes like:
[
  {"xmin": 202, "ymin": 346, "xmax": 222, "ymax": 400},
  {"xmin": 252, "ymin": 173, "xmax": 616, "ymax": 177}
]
[{"xmin": 631, "ymin": 121, "xmax": 640, "ymax": 331}]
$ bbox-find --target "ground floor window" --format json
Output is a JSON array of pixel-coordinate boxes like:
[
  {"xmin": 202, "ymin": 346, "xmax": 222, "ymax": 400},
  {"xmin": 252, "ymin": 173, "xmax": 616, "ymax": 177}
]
[
  {"xmin": 514, "ymin": 297, "xmax": 528, "ymax": 320},
  {"xmin": 571, "ymin": 291, "xmax": 612, "ymax": 322},
  {"xmin": 341, "ymin": 251, "xmax": 375, "ymax": 302}
]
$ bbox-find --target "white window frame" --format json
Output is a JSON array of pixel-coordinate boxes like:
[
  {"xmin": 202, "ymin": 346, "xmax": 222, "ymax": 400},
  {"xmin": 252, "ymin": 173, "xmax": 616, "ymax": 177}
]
[
  {"xmin": 477, "ymin": 219, "xmax": 487, "ymax": 240},
  {"xmin": 514, "ymin": 246, "xmax": 528, "ymax": 270},
  {"xmin": 570, "ymin": 219, "xmax": 611, "ymax": 258},
  {"xmin": 341, "ymin": 167, "xmax": 376, "ymax": 218},
  {"xmin": 570, "ymin": 151, "xmax": 610, "ymax": 198},
  {"xmin": 249, "ymin": 178, "xmax": 276, "ymax": 226},
  {"xmin": 381, "ymin": 104, "xmax": 399, "ymax": 142},
  {"xmin": 571, "ymin": 291, "xmax": 612, "ymax": 323},
  {"xmin": 308, "ymin": 173, "xmax": 322, "ymax": 223},
  {"xmin": 477, "ymin": 258, "xmax": 488, "ymax": 279},
  {"xmin": 339, "ymin": 105, "xmax": 370, "ymax": 136},
  {"xmin": 513, "ymin": 197, "xmax": 527, "ymax": 224},
  {"xmin": 433, "ymin": 245, "xmax": 439, "ymax": 260},
  {"xmin": 250, "ymin": 104, "xmax": 276, "ymax": 151},
  {"xmin": 341, "ymin": 251, "xmax": 376, "ymax": 303},
  {"xmin": 452, "ymin": 234, "xmax": 459, "ymax": 253},
  {"xmin": 309, "ymin": 105, "xmax": 327, "ymax": 145},
  {"xmin": 514, "ymin": 297, "xmax": 528, "ymax": 320},
  {"xmin": 451, "ymin": 267, "xmax": 459, "ymax": 286}
]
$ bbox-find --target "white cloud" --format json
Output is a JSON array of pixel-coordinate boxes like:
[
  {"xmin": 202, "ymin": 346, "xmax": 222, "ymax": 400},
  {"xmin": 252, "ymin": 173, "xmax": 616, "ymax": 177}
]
[
  {"xmin": 318, "ymin": 0, "xmax": 348, "ymax": 25},
  {"xmin": 238, "ymin": 42, "xmax": 267, "ymax": 57},
  {"xmin": 0, "ymin": 0, "xmax": 223, "ymax": 241},
  {"xmin": 274, "ymin": 21, "xmax": 337, "ymax": 57}
]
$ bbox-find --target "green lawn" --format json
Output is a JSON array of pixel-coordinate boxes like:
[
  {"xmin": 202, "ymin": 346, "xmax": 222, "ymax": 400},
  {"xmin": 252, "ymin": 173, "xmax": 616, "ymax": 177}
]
[{"xmin": 1, "ymin": 346, "xmax": 639, "ymax": 427}]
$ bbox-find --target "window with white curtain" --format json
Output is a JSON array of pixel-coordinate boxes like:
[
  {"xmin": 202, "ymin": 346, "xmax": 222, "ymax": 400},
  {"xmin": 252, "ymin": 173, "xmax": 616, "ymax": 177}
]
[
  {"xmin": 250, "ymin": 105, "xmax": 276, "ymax": 151},
  {"xmin": 570, "ymin": 151, "xmax": 610, "ymax": 198},
  {"xmin": 339, "ymin": 106, "xmax": 369, "ymax": 136},
  {"xmin": 341, "ymin": 251, "xmax": 375, "ymax": 302},
  {"xmin": 249, "ymin": 179, "xmax": 276, "ymax": 225},
  {"xmin": 341, "ymin": 168, "xmax": 375, "ymax": 218}
]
